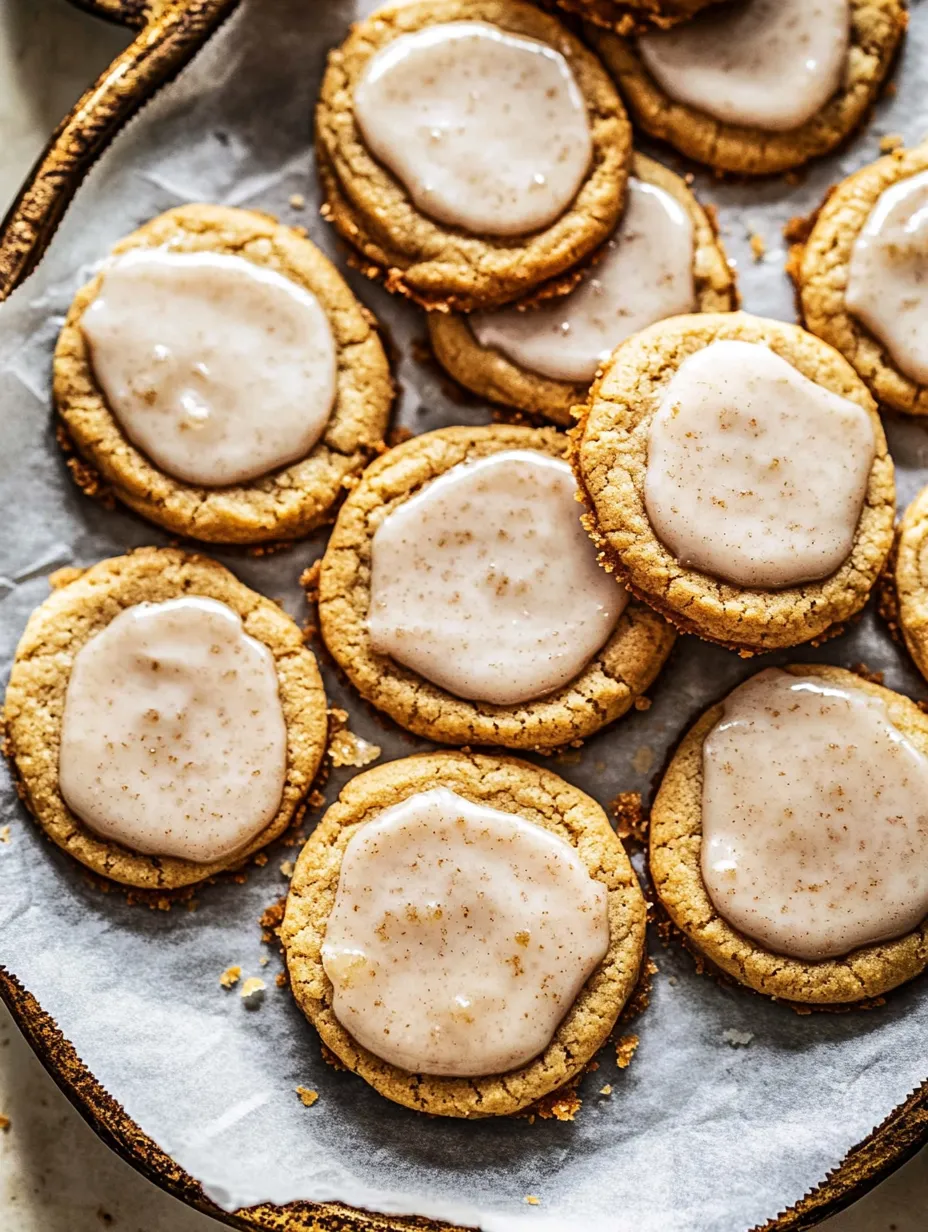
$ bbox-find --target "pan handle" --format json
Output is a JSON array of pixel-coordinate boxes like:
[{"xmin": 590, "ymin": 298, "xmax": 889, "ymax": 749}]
[{"xmin": 0, "ymin": 0, "xmax": 239, "ymax": 300}]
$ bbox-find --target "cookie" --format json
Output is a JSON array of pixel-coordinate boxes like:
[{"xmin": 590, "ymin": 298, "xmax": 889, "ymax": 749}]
[
  {"xmin": 892, "ymin": 484, "xmax": 928, "ymax": 684},
  {"xmin": 281, "ymin": 751, "xmax": 647, "ymax": 1116},
  {"xmin": 794, "ymin": 141, "xmax": 928, "ymax": 417},
  {"xmin": 590, "ymin": 0, "xmax": 907, "ymax": 176},
  {"xmin": 427, "ymin": 153, "xmax": 736, "ymax": 425},
  {"xmin": 3, "ymin": 548, "xmax": 328, "ymax": 889},
  {"xmin": 54, "ymin": 204, "xmax": 393, "ymax": 545},
  {"xmin": 650, "ymin": 664, "xmax": 928, "ymax": 1003},
  {"xmin": 316, "ymin": 0, "xmax": 631, "ymax": 311},
  {"xmin": 570, "ymin": 311, "xmax": 895, "ymax": 654},
  {"xmin": 552, "ymin": 0, "xmax": 726, "ymax": 35},
  {"xmin": 316, "ymin": 424, "xmax": 675, "ymax": 751}
]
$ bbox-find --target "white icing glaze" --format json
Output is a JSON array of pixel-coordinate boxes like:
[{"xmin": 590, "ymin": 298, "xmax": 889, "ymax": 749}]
[
  {"xmin": 322, "ymin": 788, "xmax": 610, "ymax": 1076},
  {"xmin": 368, "ymin": 450, "xmax": 626, "ymax": 704},
  {"xmin": 638, "ymin": 0, "xmax": 850, "ymax": 133},
  {"xmin": 702, "ymin": 669, "xmax": 928, "ymax": 960},
  {"xmin": 81, "ymin": 249, "xmax": 337, "ymax": 487},
  {"xmin": 846, "ymin": 168, "xmax": 928, "ymax": 386},
  {"xmin": 470, "ymin": 178, "xmax": 695, "ymax": 383},
  {"xmin": 643, "ymin": 339, "xmax": 875, "ymax": 589},
  {"xmin": 353, "ymin": 21, "xmax": 592, "ymax": 236},
  {"xmin": 58, "ymin": 597, "xmax": 288, "ymax": 863}
]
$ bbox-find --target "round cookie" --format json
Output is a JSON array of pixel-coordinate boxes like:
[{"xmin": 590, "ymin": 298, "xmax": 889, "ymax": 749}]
[
  {"xmin": 892, "ymin": 484, "xmax": 928, "ymax": 684},
  {"xmin": 552, "ymin": 0, "xmax": 726, "ymax": 35},
  {"xmin": 569, "ymin": 311, "xmax": 895, "ymax": 654},
  {"xmin": 317, "ymin": 423, "xmax": 675, "ymax": 751},
  {"xmin": 281, "ymin": 751, "xmax": 647, "ymax": 1116},
  {"xmin": 650, "ymin": 664, "xmax": 928, "ymax": 1004},
  {"xmin": 3, "ymin": 547, "xmax": 328, "ymax": 890},
  {"xmin": 590, "ymin": 0, "xmax": 907, "ymax": 176},
  {"xmin": 54, "ymin": 204, "xmax": 393, "ymax": 545},
  {"xmin": 316, "ymin": 0, "xmax": 632, "ymax": 312},
  {"xmin": 795, "ymin": 141, "xmax": 928, "ymax": 417},
  {"xmin": 427, "ymin": 153, "xmax": 737, "ymax": 425}
]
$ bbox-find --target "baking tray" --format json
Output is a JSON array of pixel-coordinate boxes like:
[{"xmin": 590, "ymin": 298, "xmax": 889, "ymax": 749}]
[{"xmin": 0, "ymin": 1, "xmax": 925, "ymax": 1229}]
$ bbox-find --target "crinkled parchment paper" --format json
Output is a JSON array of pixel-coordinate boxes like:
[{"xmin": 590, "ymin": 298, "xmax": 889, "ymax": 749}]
[{"xmin": 1, "ymin": 2, "xmax": 927, "ymax": 1229}]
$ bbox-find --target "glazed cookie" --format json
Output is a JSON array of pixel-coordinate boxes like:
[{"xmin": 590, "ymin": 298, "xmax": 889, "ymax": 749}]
[
  {"xmin": 795, "ymin": 141, "xmax": 928, "ymax": 417},
  {"xmin": 591, "ymin": 0, "xmax": 907, "ymax": 176},
  {"xmin": 3, "ymin": 548, "xmax": 328, "ymax": 889},
  {"xmin": 650, "ymin": 665, "xmax": 928, "ymax": 1003},
  {"xmin": 552, "ymin": 0, "xmax": 726, "ymax": 36},
  {"xmin": 317, "ymin": 424, "xmax": 675, "ymax": 751},
  {"xmin": 428, "ymin": 153, "xmax": 736, "ymax": 425},
  {"xmin": 892, "ymin": 484, "xmax": 928, "ymax": 684},
  {"xmin": 316, "ymin": 0, "xmax": 631, "ymax": 311},
  {"xmin": 54, "ymin": 204, "xmax": 393, "ymax": 544},
  {"xmin": 281, "ymin": 751, "xmax": 647, "ymax": 1116},
  {"xmin": 570, "ymin": 312, "xmax": 895, "ymax": 654}
]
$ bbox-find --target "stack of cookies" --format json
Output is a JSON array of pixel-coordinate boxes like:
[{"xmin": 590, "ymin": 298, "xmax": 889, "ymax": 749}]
[{"xmin": 5, "ymin": 0, "xmax": 928, "ymax": 1125}]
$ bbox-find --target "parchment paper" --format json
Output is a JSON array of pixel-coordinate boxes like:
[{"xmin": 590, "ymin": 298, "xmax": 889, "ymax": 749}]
[{"xmin": 1, "ymin": 2, "xmax": 927, "ymax": 1229}]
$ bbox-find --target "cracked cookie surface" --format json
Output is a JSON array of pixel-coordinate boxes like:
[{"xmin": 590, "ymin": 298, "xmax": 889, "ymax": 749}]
[
  {"xmin": 650, "ymin": 664, "xmax": 928, "ymax": 1003},
  {"xmin": 3, "ymin": 548, "xmax": 328, "ymax": 889},
  {"xmin": 317, "ymin": 424, "xmax": 675, "ymax": 751},
  {"xmin": 53, "ymin": 204, "xmax": 393, "ymax": 545},
  {"xmin": 552, "ymin": 0, "xmax": 725, "ymax": 35},
  {"xmin": 569, "ymin": 311, "xmax": 895, "ymax": 654},
  {"xmin": 316, "ymin": 0, "xmax": 631, "ymax": 312},
  {"xmin": 795, "ymin": 141, "xmax": 928, "ymax": 417},
  {"xmin": 427, "ymin": 153, "xmax": 737, "ymax": 425},
  {"xmin": 589, "ymin": 0, "xmax": 907, "ymax": 175},
  {"xmin": 281, "ymin": 750, "xmax": 647, "ymax": 1115}
]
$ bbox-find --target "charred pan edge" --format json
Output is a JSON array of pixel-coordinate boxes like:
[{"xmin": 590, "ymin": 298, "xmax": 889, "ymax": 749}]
[
  {"xmin": 0, "ymin": 0, "xmax": 924, "ymax": 1226},
  {"xmin": 0, "ymin": 0, "xmax": 240, "ymax": 300}
]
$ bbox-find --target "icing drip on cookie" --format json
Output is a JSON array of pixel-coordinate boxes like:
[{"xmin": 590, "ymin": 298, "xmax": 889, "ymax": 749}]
[
  {"xmin": 702, "ymin": 669, "xmax": 928, "ymax": 960},
  {"xmin": 353, "ymin": 21, "xmax": 592, "ymax": 236},
  {"xmin": 846, "ymin": 169, "xmax": 928, "ymax": 386},
  {"xmin": 368, "ymin": 450, "xmax": 626, "ymax": 704},
  {"xmin": 470, "ymin": 178, "xmax": 695, "ymax": 383},
  {"xmin": 81, "ymin": 250, "xmax": 337, "ymax": 487},
  {"xmin": 643, "ymin": 339, "xmax": 875, "ymax": 589},
  {"xmin": 321, "ymin": 788, "xmax": 609, "ymax": 1076},
  {"xmin": 58, "ymin": 597, "xmax": 288, "ymax": 863},
  {"xmin": 638, "ymin": 0, "xmax": 850, "ymax": 133}
]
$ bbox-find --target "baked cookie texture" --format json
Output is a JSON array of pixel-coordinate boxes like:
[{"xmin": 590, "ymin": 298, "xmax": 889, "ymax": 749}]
[
  {"xmin": 794, "ymin": 141, "xmax": 928, "ymax": 417},
  {"xmin": 569, "ymin": 311, "xmax": 895, "ymax": 654},
  {"xmin": 590, "ymin": 0, "xmax": 908, "ymax": 175},
  {"xmin": 3, "ymin": 548, "xmax": 328, "ymax": 890},
  {"xmin": 650, "ymin": 664, "xmax": 928, "ymax": 1004},
  {"xmin": 317, "ymin": 424, "xmax": 676, "ymax": 751},
  {"xmin": 54, "ymin": 204, "xmax": 393, "ymax": 545},
  {"xmin": 552, "ymin": 0, "xmax": 725, "ymax": 35},
  {"xmin": 281, "ymin": 751, "xmax": 647, "ymax": 1116},
  {"xmin": 893, "ymin": 484, "xmax": 928, "ymax": 684},
  {"xmin": 315, "ymin": 0, "xmax": 632, "ymax": 312},
  {"xmin": 427, "ymin": 153, "xmax": 737, "ymax": 426}
]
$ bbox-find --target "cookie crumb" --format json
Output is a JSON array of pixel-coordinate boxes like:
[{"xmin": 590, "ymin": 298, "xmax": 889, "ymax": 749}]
[
  {"xmin": 280, "ymin": 860, "xmax": 295, "ymax": 878},
  {"xmin": 253, "ymin": 852, "xmax": 268, "ymax": 867},
  {"xmin": 219, "ymin": 965, "xmax": 241, "ymax": 989},
  {"xmin": 879, "ymin": 133, "xmax": 904, "ymax": 152},
  {"xmin": 240, "ymin": 976, "xmax": 266, "ymax": 1007},
  {"xmin": 633, "ymin": 695, "xmax": 651, "ymax": 711},
  {"xmin": 599, "ymin": 1084, "xmax": 613, "ymax": 1096},
  {"xmin": 0, "ymin": 826, "xmax": 9, "ymax": 844},
  {"xmin": 610, "ymin": 792, "xmax": 647, "ymax": 845},
  {"xmin": 259, "ymin": 955, "xmax": 270, "ymax": 967},
  {"xmin": 722, "ymin": 1028, "xmax": 754, "ymax": 1048},
  {"xmin": 329, "ymin": 727, "xmax": 381, "ymax": 769},
  {"xmin": 289, "ymin": 193, "xmax": 306, "ymax": 210},
  {"xmin": 749, "ymin": 232, "xmax": 766, "ymax": 263},
  {"xmin": 296, "ymin": 1086, "xmax": 319, "ymax": 1107},
  {"xmin": 615, "ymin": 1035, "xmax": 639, "ymax": 1069},
  {"xmin": 0, "ymin": 1114, "xmax": 9, "ymax": 1132},
  {"xmin": 524, "ymin": 1195, "xmax": 540, "ymax": 1206}
]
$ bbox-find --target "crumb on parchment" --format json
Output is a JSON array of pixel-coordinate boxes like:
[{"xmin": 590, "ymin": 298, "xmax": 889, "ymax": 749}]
[
  {"xmin": 219, "ymin": 965, "xmax": 241, "ymax": 989},
  {"xmin": 289, "ymin": 193, "xmax": 306, "ymax": 210},
  {"xmin": 296, "ymin": 1086, "xmax": 319, "ymax": 1107},
  {"xmin": 616, "ymin": 1035, "xmax": 639, "ymax": 1069},
  {"xmin": 240, "ymin": 977, "xmax": 266, "ymax": 1007},
  {"xmin": 599, "ymin": 1084, "xmax": 613, "ymax": 1096},
  {"xmin": 327, "ymin": 708, "xmax": 381, "ymax": 768},
  {"xmin": 0, "ymin": 1114, "xmax": 10, "ymax": 1132},
  {"xmin": 280, "ymin": 860, "xmax": 295, "ymax": 879},
  {"xmin": 0, "ymin": 826, "xmax": 9, "ymax": 844},
  {"xmin": 749, "ymin": 232, "xmax": 766, "ymax": 262},
  {"xmin": 524, "ymin": 1195, "xmax": 540, "ymax": 1206},
  {"xmin": 722, "ymin": 1028, "xmax": 754, "ymax": 1048},
  {"xmin": 880, "ymin": 132, "xmax": 904, "ymax": 152}
]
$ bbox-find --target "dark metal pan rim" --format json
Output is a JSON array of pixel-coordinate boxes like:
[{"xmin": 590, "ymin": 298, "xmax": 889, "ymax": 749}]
[{"xmin": 0, "ymin": 1, "xmax": 925, "ymax": 1228}]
